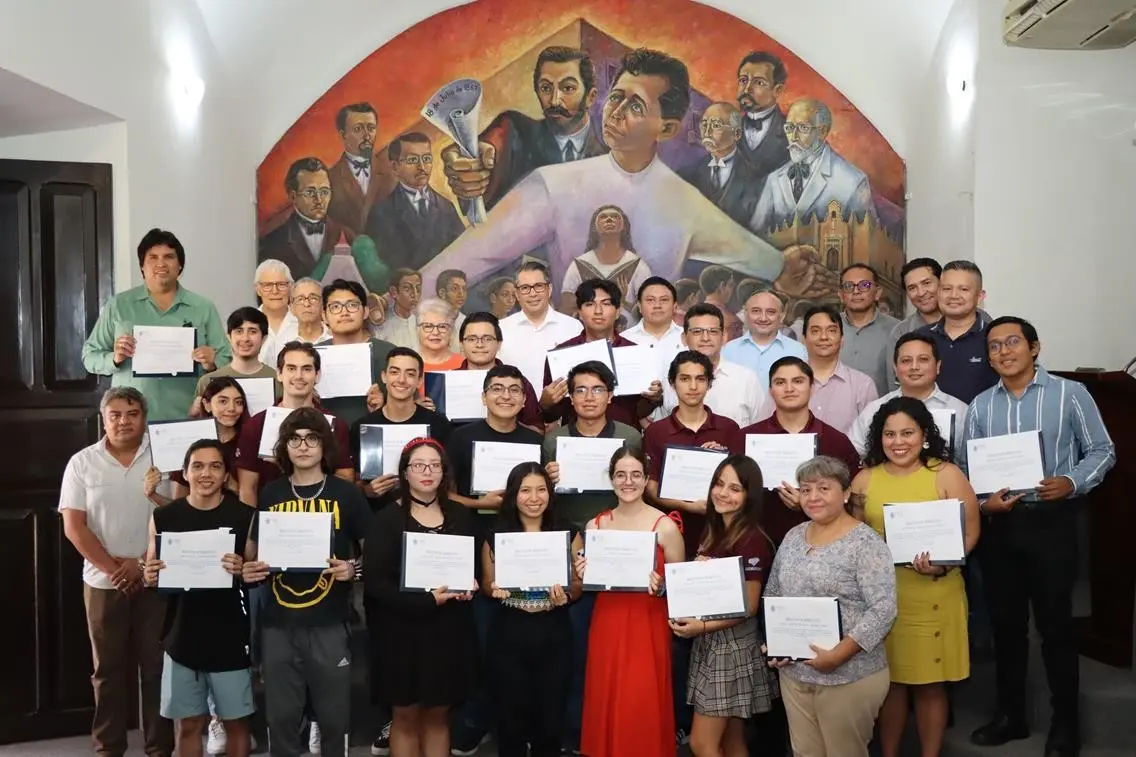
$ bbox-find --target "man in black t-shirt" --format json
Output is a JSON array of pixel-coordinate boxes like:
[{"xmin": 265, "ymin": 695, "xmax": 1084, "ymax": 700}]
[
  {"xmin": 446, "ymin": 363, "xmax": 545, "ymax": 753},
  {"xmin": 143, "ymin": 440, "xmax": 255, "ymax": 757},
  {"xmin": 242, "ymin": 408, "xmax": 371, "ymax": 757}
]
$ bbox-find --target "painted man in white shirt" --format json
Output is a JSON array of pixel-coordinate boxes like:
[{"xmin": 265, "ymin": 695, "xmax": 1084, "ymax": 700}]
[
  {"xmin": 375, "ymin": 268, "xmax": 422, "ymax": 349},
  {"xmin": 497, "ymin": 260, "xmax": 583, "ymax": 391},
  {"xmin": 848, "ymin": 332, "xmax": 969, "ymax": 458},
  {"xmin": 661, "ymin": 302, "xmax": 764, "ymax": 426},
  {"xmin": 418, "ymin": 48, "xmax": 828, "ymax": 304}
]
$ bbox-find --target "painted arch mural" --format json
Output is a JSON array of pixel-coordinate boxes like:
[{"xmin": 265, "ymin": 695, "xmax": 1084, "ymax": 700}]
[{"xmin": 256, "ymin": 0, "xmax": 906, "ymax": 333}]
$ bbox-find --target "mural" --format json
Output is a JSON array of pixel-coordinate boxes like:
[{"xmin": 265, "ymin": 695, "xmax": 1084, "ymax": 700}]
[{"xmin": 256, "ymin": 0, "xmax": 906, "ymax": 339}]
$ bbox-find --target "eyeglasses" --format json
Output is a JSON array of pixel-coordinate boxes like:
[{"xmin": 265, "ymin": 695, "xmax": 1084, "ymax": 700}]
[
  {"xmin": 297, "ymin": 188, "xmax": 332, "ymax": 201},
  {"xmin": 258, "ymin": 282, "xmax": 290, "ymax": 292},
  {"xmin": 516, "ymin": 283, "xmax": 549, "ymax": 295},
  {"xmin": 783, "ymin": 122, "xmax": 816, "ymax": 135},
  {"xmin": 687, "ymin": 327, "xmax": 722, "ymax": 338},
  {"xmin": 840, "ymin": 281, "xmax": 876, "ymax": 293},
  {"xmin": 292, "ymin": 294, "xmax": 321, "ymax": 306},
  {"xmin": 408, "ymin": 461, "xmax": 443, "ymax": 473},
  {"xmin": 398, "ymin": 155, "xmax": 434, "ymax": 166},
  {"xmin": 487, "ymin": 384, "xmax": 524, "ymax": 397},
  {"xmin": 988, "ymin": 335, "xmax": 1024, "ymax": 354},
  {"xmin": 612, "ymin": 471, "xmax": 645, "ymax": 483},
  {"xmin": 286, "ymin": 434, "xmax": 322, "ymax": 449},
  {"xmin": 571, "ymin": 386, "xmax": 608, "ymax": 397},
  {"xmin": 419, "ymin": 322, "xmax": 452, "ymax": 333},
  {"xmin": 462, "ymin": 335, "xmax": 498, "ymax": 346},
  {"xmin": 326, "ymin": 301, "xmax": 363, "ymax": 315}
]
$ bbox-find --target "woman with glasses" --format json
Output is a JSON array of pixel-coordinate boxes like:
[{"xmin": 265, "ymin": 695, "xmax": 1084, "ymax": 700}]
[
  {"xmin": 482, "ymin": 462, "xmax": 582, "ymax": 757},
  {"xmin": 364, "ymin": 437, "xmax": 478, "ymax": 757},
  {"xmin": 576, "ymin": 447, "xmax": 685, "ymax": 757},
  {"xmin": 415, "ymin": 298, "xmax": 464, "ymax": 373}
]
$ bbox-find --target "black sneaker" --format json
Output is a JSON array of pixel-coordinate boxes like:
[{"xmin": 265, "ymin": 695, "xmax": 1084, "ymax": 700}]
[
  {"xmin": 450, "ymin": 727, "xmax": 489, "ymax": 756},
  {"xmin": 371, "ymin": 720, "xmax": 392, "ymax": 755}
]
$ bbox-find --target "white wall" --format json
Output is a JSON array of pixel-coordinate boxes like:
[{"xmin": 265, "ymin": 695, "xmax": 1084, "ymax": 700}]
[
  {"xmin": 971, "ymin": 0, "xmax": 1136, "ymax": 371},
  {"xmin": 0, "ymin": 0, "xmax": 255, "ymax": 318}
]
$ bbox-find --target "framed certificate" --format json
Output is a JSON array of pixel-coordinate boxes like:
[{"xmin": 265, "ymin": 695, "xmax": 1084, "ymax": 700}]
[
  {"xmin": 581, "ymin": 529, "xmax": 657, "ymax": 592},
  {"xmin": 132, "ymin": 325, "xmax": 197, "ymax": 377},
  {"xmin": 965, "ymin": 429, "xmax": 1045, "ymax": 495},
  {"xmin": 665, "ymin": 556, "xmax": 748, "ymax": 620},
  {"xmin": 148, "ymin": 418, "xmax": 218, "ymax": 473},
  {"xmin": 658, "ymin": 445, "xmax": 727, "ymax": 502},
  {"xmin": 764, "ymin": 596, "xmax": 843, "ymax": 661},
  {"xmin": 155, "ymin": 528, "xmax": 236, "ymax": 592},
  {"xmin": 493, "ymin": 530, "xmax": 571, "ymax": 590},
  {"xmin": 257, "ymin": 511, "xmax": 334, "ymax": 572},
  {"xmin": 882, "ymin": 499, "xmax": 966, "ymax": 566},
  {"xmin": 400, "ymin": 532, "xmax": 476, "ymax": 592}
]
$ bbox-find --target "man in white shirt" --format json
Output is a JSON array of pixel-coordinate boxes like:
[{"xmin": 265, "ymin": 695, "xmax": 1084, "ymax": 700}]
[
  {"xmin": 262, "ymin": 277, "xmax": 329, "ymax": 365},
  {"xmin": 722, "ymin": 289, "xmax": 808, "ymax": 388},
  {"xmin": 254, "ymin": 259, "xmax": 298, "ymax": 364},
  {"xmin": 661, "ymin": 303, "xmax": 763, "ymax": 426},
  {"xmin": 621, "ymin": 276, "xmax": 684, "ymax": 375},
  {"xmin": 59, "ymin": 388, "xmax": 173, "ymax": 757},
  {"xmin": 497, "ymin": 261, "xmax": 582, "ymax": 390},
  {"xmin": 847, "ymin": 332, "xmax": 968, "ymax": 457}
]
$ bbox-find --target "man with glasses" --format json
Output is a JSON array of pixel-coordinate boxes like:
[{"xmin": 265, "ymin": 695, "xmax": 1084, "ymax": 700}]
[
  {"xmin": 918, "ymin": 260, "xmax": 997, "ymax": 404},
  {"xmin": 750, "ymin": 97, "xmax": 875, "ymax": 234},
  {"xmin": 542, "ymin": 279, "xmax": 662, "ymax": 428},
  {"xmin": 661, "ymin": 303, "xmax": 763, "ymax": 427},
  {"xmin": 259, "ymin": 156, "xmax": 355, "ymax": 280},
  {"xmin": 446, "ymin": 364, "xmax": 546, "ymax": 754},
  {"xmin": 498, "ymin": 261, "xmax": 582, "ymax": 391},
  {"xmin": 317, "ymin": 279, "xmax": 394, "ymax": 427},
  {"xmin": 457, "ymin": 312, "xmax": 543, "ymax": 430},
  {"xmin": 838, "ymin": 263, "xmax": 898, "ymax": 395},
  {"xmin": 242, "ymin": 408, "xmax": 371, "ymax": 757},
  {"xmin": 363, "ymin": 132, "xmax": 464, "ymax": 272},
  {"xmin": 375, "ymin": 268, "xmax": 423, "ymax": 349},
  {"xmin": 965, "ymin": 317, "xmax": 1114, "ymax": 757}
]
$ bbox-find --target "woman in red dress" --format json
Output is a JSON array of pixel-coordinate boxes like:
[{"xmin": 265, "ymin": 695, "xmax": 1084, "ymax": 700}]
[{"xmin": 576, "ymin": 447, "xmax": 686, "ymax": 757}]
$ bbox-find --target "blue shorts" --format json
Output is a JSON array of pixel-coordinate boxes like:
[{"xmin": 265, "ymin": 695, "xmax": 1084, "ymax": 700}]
[{"xmin": 160, "ymin": 653, "xmax": 255, "ymax": 721}]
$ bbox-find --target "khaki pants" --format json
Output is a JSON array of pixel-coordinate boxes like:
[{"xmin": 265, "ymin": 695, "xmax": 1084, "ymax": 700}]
[
  {"xmin": 83, "ymin": 584, "xmax": 173, "ymax": 757},
  {"xmin": 780, "ymin": 667, "xmax": 890, "ymax": 757}
]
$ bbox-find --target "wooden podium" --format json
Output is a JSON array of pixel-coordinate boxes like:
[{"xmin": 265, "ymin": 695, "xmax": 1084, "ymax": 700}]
[{"xmin": 1054, "ymin": 370, "xmax": 1135, "ymax": 667}]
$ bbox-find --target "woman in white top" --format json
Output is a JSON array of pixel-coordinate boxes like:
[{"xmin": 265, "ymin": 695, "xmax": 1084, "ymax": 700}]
[{"xmin": 560, "ymin": 205, "xmax": 652, "ymax": 325}]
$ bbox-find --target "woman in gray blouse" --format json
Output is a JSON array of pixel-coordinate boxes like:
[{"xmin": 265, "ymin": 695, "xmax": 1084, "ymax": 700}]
[{"xmin": 764, "ymin": 456, "xmax": 897, "ymax": 757}]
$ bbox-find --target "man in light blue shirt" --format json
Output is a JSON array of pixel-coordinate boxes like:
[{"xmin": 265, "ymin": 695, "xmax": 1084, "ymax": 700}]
[
  {"xmin": 965, "ymin": 316, "xmax": 1114, "ymax": 756},
  {"xmin": 721, "ymin": 289, "xmax": 806, "ymax": 388}
]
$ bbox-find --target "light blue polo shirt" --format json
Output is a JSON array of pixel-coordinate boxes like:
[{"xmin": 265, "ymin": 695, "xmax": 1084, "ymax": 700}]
[{"xmin": 721, "ymin": 332, "xmax": 808, "ymax": 388}]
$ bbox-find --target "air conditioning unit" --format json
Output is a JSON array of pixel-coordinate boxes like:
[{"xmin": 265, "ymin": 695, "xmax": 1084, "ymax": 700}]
[{"xmin": 1004, "ymin": 0, "xmax": 1136, "ymax": 49}]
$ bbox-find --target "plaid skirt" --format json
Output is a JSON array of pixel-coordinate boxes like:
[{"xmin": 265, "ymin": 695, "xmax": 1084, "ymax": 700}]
[{"xmin": 686, "ymin": 616, "xmax": 779, "ymax": 718}]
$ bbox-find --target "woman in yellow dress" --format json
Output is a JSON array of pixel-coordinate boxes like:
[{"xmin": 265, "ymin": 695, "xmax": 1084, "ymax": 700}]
[{"xmin": 850, "ymin": 396, "xmax": 980, "ymax": 757}]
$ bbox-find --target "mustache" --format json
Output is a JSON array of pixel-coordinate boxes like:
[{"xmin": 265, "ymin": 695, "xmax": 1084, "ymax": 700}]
[{"xmin": 544, "ymin": 105, "xmax": 573, "ymax": 118}]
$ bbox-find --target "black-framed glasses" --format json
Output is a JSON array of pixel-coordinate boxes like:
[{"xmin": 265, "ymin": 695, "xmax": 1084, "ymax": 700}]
[
  {"xmin": 326, "ymin": 301, "xmax": 363, "ymax": 314},
  {"xmin": 286, "ymin": 434, "xmax": 322, "ymax": 449},
  {"xmin": 292, "ymin": 294, "xmax": 321, "ymax": 305},
  {"xmin": 840, "ymin": 281, "xmax": 876, "ymax": 293},
  {"xmin": 408, "ymin": 461, "xmax": 443, "ymax": 473},
  {"xmin": 397, "ymin": 155, "xmax": 434, "ymax": 166},
  {"xmin": 516, "ymin": 283, "xmax": 549, "ymax": 295}
]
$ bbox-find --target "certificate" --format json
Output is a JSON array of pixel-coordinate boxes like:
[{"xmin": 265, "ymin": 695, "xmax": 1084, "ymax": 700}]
[
  {"xmin": 965, "ymin": 429, "xmax": 1045, "ymax": 494},
  {"xmin": 470, "ymin": 441, "xmax": 542, "ymax": 494},
  {"xmin": 424, "ymin": 370, "xmax": 488, "ymax": 421},
  {"xmin": 257, "ymin": 511, "xmax": 333, "ymax": 572},
  {"xmin": 554, "ymin": 436, "xmax": 626, "ymax": 493},
  {"xmin": 930, "ymin": 409, "xmax": 956, "ymax": 453},
  {"xmin": 314, "ymin": 342, "xmax": 372, "ymax": 398},
  {"xmin": 236, "ymin": 377, "xmax": 276, "ymax": 418},
  {"xmin": 745, "ymin": 433, "xmax": 817, "ymax": 488},
  {"xmin": 358, "ymin": 424, "xmax": 429, "ymax": 479},
  {"xmin": 401, "ymin": 532, "xmax": 476, "ymax": 592},
  {"xmin": 148, "ymin": 418, "xmax": 218, "ymax": 473},
  {"xmin": 665, "ymin": 556, "xmax": 748, "ymax": 620},
  {"xmin": 611, "ymin": 344, "xmax": 656, "ymax": 396},
  {"xmin": 883, "ymin": 499, "xmax": 966, "ymax": 565},
  {"xmin": 658, "ymin": 445, "xmax": 727, "ymax": 502},
  {"xmin": 157, "ymin": 528, "xmax": 236, "ymax": 591},
  {"xmin": 764, "ymin": 596, "xmax": 843, "ymax": 660},
  {"xmin": 493, "ymin": 530, "xmax": 571, "ymax": 590},
  {"xmin": 545, "ymin": 339, "xmax": 614, "ymax": 383},
  {"xmin": 132, "ymin": 325, "xmax": 196, "ymax": 376},
  {"xmin": 582, "ymin": 528, "xmax": 657, "ymax": 591},
  {"xmin": 258, "ymin": 407, "xmax": 336, "ymax": 458}
]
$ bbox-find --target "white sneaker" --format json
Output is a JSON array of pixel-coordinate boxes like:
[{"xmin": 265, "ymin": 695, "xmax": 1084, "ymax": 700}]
[
  {"xmin": 206, "ymin": 718, "xmax": 227, "ymax": 755},
  {"xmin": 309, "ymin": 721, "xmax": 322, "ymax": 754}
]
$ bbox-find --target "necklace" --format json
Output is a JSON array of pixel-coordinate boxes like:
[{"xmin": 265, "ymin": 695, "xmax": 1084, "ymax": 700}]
[
  {"xmin": 409, "ymin": 493, "xmax": 438, "ymax": 507},
  {"xmin": 291, "ymin": 475, "xmax": 327, "ymax": 505}
]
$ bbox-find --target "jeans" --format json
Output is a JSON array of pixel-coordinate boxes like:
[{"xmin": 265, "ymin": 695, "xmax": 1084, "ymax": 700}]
[{"xmin": 562, "ymin": 592, "xmax": 595, "ymax": 749}]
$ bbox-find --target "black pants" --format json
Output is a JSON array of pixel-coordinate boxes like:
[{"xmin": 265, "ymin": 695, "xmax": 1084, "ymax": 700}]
[
  {"xmin": 489, "ymin": 605, "xmax": 572, "ymax": 757},
  {"xmin": 978, "ymin": 502, "xmax": 1080, "ymax": 725}
]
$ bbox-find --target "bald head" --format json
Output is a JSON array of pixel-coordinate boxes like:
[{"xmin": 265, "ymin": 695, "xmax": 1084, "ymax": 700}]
[
  {"xmin": 743, "ymin": 290, "xmax": 785, "ymax": 341},
  {"xmin": 785, "ymin": 98, "xmax": 832, "ymax": 160}
]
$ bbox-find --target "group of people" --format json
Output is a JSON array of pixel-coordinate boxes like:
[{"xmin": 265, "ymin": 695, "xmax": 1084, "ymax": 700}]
[{"xmin": 62, "ymin": 228, "xmax": 1114, "ymax": 757}]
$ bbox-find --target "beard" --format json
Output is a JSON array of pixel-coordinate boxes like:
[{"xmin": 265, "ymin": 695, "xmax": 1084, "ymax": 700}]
[{"xmin": 788, "ymin": 141, "xmax": 822, "ymax": 163}]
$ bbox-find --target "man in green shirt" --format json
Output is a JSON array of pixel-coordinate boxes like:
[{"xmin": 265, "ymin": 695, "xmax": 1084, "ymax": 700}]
[
  {"xmin": 82, "ymin": 228, "xmax": 231, "ymax": 420},
  {"xmin": 316, "ymin": 278, "xmax": 394, "ymax": 429}
]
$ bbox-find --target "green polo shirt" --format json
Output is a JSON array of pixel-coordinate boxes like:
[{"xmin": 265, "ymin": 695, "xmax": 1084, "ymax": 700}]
[{"xmin": 82, "ymin": 284, "xmax": 231, "ymax": 420}]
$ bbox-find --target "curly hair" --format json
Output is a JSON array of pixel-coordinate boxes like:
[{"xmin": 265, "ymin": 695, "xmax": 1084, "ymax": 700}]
[{"xmin": 862, "ymin": 396, "xmax": 950, "ymax": 468}]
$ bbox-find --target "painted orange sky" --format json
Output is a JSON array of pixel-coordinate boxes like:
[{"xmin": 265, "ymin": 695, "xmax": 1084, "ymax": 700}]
[{"xmin": 257, "ymin": 0, "xmax": 905, "ymax": 230}]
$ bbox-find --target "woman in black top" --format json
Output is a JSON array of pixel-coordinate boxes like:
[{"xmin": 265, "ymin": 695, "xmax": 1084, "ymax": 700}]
[
  {"xmin": 483, "ymin": 462, "xmax": 583, "ymax": 757},
  {"xmin": 364, "ymin": 437, "xmax": 478, "ymax": 757}
]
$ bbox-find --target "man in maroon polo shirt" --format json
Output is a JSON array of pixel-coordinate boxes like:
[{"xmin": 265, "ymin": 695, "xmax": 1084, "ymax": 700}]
[
  {"xmin": 741, "ymin": 355, "xmax": 859, "ymax": 544},
  {"xmin": 234, "ymin": 341, "xmax": 353, "ymax": 506},
  {"xmin": 643, "ymin": 350, "xmax": 742, "ymax": 559},
  {"xmin": 540, "ymin": 278, "xmax": 662, "ymax": 427},
  {"xmin": 457, "ymin": 311, "xmax": 543, "ymax": 431}
]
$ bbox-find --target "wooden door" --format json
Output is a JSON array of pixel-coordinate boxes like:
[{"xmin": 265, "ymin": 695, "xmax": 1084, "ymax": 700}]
[{"xmin": 0, "ymin": 158, "xmax": 113, "ymax": 743}]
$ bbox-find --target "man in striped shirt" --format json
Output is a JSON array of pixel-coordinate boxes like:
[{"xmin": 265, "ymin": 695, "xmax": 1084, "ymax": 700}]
[{"xmin": 964, "ymin": 316, "xmax": 1115, "ymax": 757}]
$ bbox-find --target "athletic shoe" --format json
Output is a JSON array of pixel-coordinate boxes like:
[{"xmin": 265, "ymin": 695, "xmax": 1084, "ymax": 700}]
[
  {"xmin": 206, "ymin": 719, "xmax": 227, "ymax": 755},
  {"xmin": 371, "ymin": 720, "xmax": 392, "ymax": 755},
  {"xmin": 309, "ymin": 721, "xmax": 321, "ymax": 754}
]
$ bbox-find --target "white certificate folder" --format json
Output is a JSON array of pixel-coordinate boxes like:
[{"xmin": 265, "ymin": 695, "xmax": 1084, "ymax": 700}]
[
  {"xmin": 257, "ymin": 511, "xmax": 334, "ymax": 573},
  {"xmin": 358, "ymin": 424, "xmax": 430, "ymax": 479},
  {"xmin": 493, "ymin": 530, "xmax": 571, "ymax": 590},
  {"xmin": 581, "ymin": 529, "xmax": 657, "ymax": 592},
  {"xmin": 148, "ymin": 418, "xmax": 219, "ymax": 473},
  {"xmin": 965, "ymin": 429, "xmax": 1045, "ymax": 495},
  {"xmin": 132, "ymin": 325, "xmax": 197, "ymax": 377},
  {"xmin": 883, "ymin": 499, "xmax": 966, "ymax": 566},
  {"xmin": 155, "ymin": 528, "xmax": 236, "ymax": 592},
  {"xmin": 658, "ymin": 445, "xmax": 728, "ymax": 502},
  {"xmin": 764, "ymin": 597, "xmax": 844, "ymax": 661},
  {"xmin": 665, "ymin": 556, "xmax": 748, "ymax": 620},
  {"xmin": 424, "ymin": 370, "xmax": 489, "ymax": 422},
  {"xmin": 400, "ymin": 532, "xmax": 476, "ymax": 592}
]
